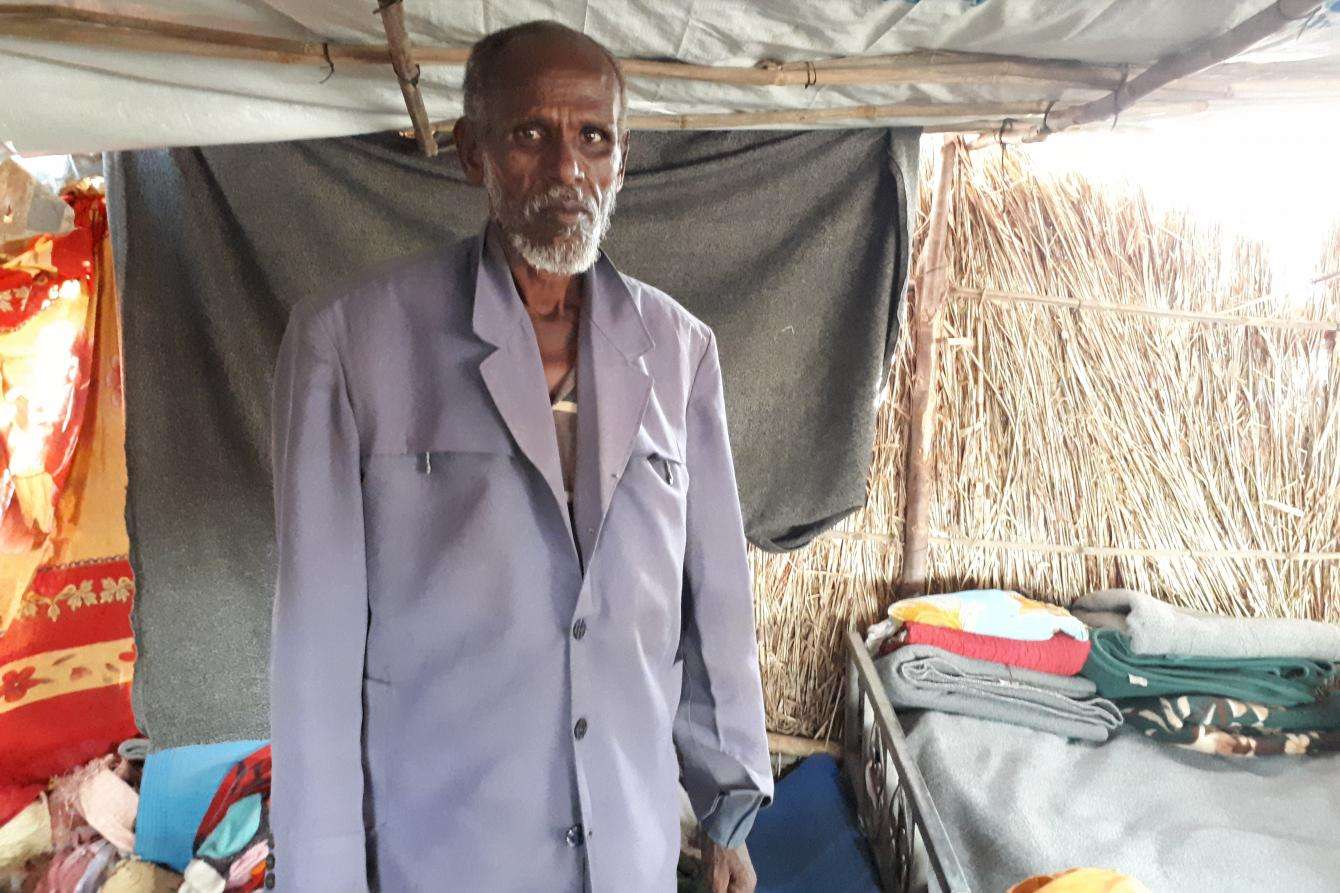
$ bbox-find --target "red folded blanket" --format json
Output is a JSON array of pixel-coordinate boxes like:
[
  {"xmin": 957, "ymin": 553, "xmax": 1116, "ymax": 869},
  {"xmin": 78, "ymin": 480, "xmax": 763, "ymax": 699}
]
[{"xmin": 901, "ymin": 621, "xmax": 1091, "ymax": 676}]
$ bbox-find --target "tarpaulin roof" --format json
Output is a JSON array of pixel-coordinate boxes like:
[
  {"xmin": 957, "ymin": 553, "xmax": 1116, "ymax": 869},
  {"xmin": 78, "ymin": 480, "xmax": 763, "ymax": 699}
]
[{"xmin": 1, "ymin": 1, "xmax": 1338, "ymax": 153}]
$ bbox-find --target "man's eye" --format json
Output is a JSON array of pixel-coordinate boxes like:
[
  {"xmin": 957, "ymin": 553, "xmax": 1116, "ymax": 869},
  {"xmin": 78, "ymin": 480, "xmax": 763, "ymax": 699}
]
[
  {"xmin": 582, "ymin": 128, "xmax": 607, "ymax": 144},
  {"xmin": 516, "ymin": 127, "xmax": 543, "ymax": 142}
]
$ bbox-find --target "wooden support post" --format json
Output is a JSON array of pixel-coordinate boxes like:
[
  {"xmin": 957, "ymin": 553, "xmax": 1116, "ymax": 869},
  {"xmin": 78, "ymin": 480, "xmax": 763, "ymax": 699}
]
[
  {"xmin": 896, "ymin": 137, "xmax": 958, "ymax": 599},
  {"xmin": 375, "ymin": 0, "xmax": 437, "ymax": 158}
]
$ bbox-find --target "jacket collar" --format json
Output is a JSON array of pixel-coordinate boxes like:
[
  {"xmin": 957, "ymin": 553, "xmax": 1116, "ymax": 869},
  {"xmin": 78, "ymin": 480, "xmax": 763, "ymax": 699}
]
[{"xmin": 471, "ymin": 223, "xmax": 652, "ymax": 362}]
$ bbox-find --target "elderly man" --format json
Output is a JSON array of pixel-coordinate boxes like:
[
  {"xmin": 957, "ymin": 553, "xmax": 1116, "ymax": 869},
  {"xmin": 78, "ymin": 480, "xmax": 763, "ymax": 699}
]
[{"xmin": 269, "ymin": 19, "xmax": 772, "ymax": 892}]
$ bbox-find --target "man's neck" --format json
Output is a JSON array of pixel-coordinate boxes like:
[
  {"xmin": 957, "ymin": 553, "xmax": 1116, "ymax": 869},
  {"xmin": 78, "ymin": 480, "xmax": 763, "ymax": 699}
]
[{"xmin": 492, "ymin": 222, "xmax": 582, "ymax": 319}]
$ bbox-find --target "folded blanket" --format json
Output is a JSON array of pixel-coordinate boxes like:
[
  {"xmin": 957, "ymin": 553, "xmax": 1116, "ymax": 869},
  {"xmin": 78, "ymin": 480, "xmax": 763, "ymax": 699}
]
[
  {"xmin": 1081, "ymin": 630, "xmax": 1335, "ymax": 706},
  {"xmin": 1071, "ymin": 588, "xmax": 1340, "ymax": 660},
  {"xmin": 875, "ymin": 644, "xmax": 1122, "ymax": 743},
  {"xmin": 1121, "ymin": 689, "xmax": 1340, "ymax": 734},
  {"xmin": 901, "ymin": 621, "xmax": 1091, "ymax": 676},
  {"xmin": 890, "ymin": 589, "xmax": 1088, "ymax": 642}
]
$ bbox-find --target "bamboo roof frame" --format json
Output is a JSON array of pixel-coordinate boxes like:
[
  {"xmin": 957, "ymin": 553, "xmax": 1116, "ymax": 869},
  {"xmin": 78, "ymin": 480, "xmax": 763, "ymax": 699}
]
[
  {"xmin": 0, "ymin": 5, "xmax": 1131, "ymax": 87},
  {"xmin": 0, "ymin": 1, "xmax": 1328, "ymax": 156}
]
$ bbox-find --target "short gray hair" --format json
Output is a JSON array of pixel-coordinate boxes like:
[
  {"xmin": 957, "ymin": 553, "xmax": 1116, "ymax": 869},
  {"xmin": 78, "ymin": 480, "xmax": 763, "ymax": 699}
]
[{"xmin": 462, "ymin": 20, "xmax": 627, "ymax": 130}]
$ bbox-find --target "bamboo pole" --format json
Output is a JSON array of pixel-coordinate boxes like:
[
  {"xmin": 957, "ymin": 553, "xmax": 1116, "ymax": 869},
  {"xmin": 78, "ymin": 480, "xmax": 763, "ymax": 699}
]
[
  {"xmin": 1039, "ymin": 0, "xmax": 1322, "ymax": 135},
  {"xmin": 896, "ymin": 137, "xmax": 959, "ymax": 599},
  {"xmin": 374, "ymin": 0, "xmax": 436, "ymax": 158},
  {"xmin": 767, "ymin": 731, "xmax": 841, "ymax": 759},
  {"xmin": 410, "ymin": 100, "xmax": 1208, "ymax": 138},
  {"xmin": 629, "ymin": 102, "xmax": 1052, "ymax": 129},
  {"xmin": 620, "ymin": 54, "xmax": 1127, "ymax": 89}
]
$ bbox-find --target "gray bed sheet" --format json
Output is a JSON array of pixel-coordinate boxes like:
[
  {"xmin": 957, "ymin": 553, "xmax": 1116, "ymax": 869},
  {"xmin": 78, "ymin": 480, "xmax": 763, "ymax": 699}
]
[{"xmin": 902, "ymin": 710, "xmax": 1340, "ymax": 892}]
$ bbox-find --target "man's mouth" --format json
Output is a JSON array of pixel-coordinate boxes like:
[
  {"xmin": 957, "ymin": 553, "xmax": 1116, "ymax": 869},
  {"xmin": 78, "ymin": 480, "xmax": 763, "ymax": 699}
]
[{"xmin": 545, "ymin": 200, "xmax": 592, "ymax": 223}]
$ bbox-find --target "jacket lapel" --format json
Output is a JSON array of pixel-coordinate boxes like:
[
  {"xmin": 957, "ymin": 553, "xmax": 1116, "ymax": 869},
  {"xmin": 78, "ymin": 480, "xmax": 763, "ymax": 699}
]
[
  {"xmin": 472, "ymin": 231, "xmax": 577, "ymax": 551},
  {"xmin": 573, "ymin": 254, "xmax": 653, "ymax": 568}
]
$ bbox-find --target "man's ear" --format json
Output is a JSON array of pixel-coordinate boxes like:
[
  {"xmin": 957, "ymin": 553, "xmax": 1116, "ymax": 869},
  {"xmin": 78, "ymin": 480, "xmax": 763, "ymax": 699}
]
[
  {"xmin": 454, "ymin": 118, "xmax": 486, "ymax": 186},
  {"xmin": 614, "ymin": 129, "xmax": 631, "ymax": 193}
]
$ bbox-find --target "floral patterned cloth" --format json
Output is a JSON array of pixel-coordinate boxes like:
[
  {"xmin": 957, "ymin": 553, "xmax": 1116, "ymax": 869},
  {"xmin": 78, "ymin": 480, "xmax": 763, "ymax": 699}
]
[
  {"xmin": 1123, "ymin": 691, "xmax": 1340, "ymax": 757},
  {"xmin": 0, "ymin": 185, "xmax": 140, "ymax": 790}
]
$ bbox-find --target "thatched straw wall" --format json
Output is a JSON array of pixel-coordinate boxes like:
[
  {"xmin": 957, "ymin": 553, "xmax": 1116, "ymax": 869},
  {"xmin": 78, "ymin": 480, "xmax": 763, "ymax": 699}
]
[{"xmin": 752, "ymin": 144, "xmax": 1340, "ymax": 740}]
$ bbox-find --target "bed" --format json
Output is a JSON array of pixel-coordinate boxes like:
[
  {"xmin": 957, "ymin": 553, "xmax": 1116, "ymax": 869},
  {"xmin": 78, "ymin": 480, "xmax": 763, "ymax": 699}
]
[{"xmin": 842, "ymin": 630, "xmax": 1340, "ymax": 893}]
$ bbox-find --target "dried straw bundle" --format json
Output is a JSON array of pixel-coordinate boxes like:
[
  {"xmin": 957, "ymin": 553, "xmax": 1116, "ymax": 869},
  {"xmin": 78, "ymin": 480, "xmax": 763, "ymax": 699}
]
[{"xmin": 752, "ymin": 146, "xmax": 1340, "ymax": 739}]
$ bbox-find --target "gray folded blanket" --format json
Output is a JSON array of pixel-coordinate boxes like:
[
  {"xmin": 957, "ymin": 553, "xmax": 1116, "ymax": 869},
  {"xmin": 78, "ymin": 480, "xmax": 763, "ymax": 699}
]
[
  {"xmin": 874, "ymin": 644, "xmax": 1123, "ymax": 743},
  {"xmin": 1072, "ymin": 588, "xmax": 1340, "ymax": 660}
]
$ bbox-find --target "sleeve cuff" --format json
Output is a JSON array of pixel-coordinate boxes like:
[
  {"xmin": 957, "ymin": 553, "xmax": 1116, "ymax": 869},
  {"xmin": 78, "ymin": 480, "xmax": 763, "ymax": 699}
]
[{"xmin": 699, "ymin": 789, "xmax": 768, "ymax": 849}]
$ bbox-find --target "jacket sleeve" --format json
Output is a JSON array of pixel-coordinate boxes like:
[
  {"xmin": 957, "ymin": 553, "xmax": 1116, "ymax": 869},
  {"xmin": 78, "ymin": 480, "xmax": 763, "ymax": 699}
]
[
  {"xmin": 674, "ymin": 330, "xmax": 774, "ymax": 849},
  {"xmin": 270, "ymin": 299, "xmax": 371, "ymax": 890}
]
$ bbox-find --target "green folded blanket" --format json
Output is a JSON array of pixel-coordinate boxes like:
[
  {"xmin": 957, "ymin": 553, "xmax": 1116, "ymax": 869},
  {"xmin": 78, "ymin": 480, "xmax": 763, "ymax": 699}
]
[{"xmin": 1081, "ymin": 630, "xmax": 1336, "ymax": 706}]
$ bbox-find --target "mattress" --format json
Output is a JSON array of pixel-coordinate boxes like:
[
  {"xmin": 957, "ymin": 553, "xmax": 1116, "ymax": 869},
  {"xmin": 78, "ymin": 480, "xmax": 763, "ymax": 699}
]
[{"xmin": 902, "ymin": 710, "xmax": 1340, "ymax": 892}]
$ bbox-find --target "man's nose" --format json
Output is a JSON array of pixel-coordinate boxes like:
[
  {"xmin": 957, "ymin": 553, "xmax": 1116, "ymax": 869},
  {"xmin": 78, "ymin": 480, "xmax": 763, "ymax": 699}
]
[{"xmin": 547, "ymin": 138, "xmax": 583, "ymax": 187}]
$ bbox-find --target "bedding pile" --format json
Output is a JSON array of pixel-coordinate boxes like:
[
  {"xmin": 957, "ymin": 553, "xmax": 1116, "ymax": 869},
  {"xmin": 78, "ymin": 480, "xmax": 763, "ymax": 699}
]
[
  {"xmin": 0, "ymin": 738, "xmax": 273, "ymax": 890},
  {"xmin": 871, "ymin": 590, "xmax": 1121, "ymax": 742},
  {"xmin": 1074, "ymin": 589, "xmax": 1340, "ymax": 757},
  {"xmin": 872, "ymin": 588, "xmax": 1340, "ymax": 758}
]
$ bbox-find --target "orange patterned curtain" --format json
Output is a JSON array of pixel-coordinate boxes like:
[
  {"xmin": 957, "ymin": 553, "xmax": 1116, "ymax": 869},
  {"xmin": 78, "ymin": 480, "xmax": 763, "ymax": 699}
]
[{"xmin": 0, "ymin": 182, "xmax": 140, "ymax": 798}]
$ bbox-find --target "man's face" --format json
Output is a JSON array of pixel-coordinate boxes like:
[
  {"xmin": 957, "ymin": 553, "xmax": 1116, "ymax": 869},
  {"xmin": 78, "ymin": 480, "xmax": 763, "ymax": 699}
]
[{"xmin": 459, "ymin": 41, "xmax": 627, "ymax": 276}]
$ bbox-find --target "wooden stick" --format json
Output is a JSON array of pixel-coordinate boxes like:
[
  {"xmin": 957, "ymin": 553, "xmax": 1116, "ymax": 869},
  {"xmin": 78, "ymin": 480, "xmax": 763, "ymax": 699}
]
[
  {"xmin": 632, "ymin": 102, "xmax": 1056, "ymax": 129},
  {"xmin": 0, "ymin": 15, "xmax": 330, "ymax": 65},
  {"xmin": 767, "ymin": 731, "xmax": 841, "ymax": 759},
  {"xmin": 620, "ymin": 55, "xmax": 1127, "ymax": 89},
  {"xmin": 0, "ymin": 5, "xmax": 335, "ymax": 58},
  {"xmin": 1041, "ymin": 0, "xmax": 1322, "ymax": 135},
  {"xmin": 375, "ymin": 0, "xmax": 436, "ymax": 158},
  {"xmin": 958, "ymin": 285, "xmax": 1340, "ymax": 333},
  {"xmin": 896, "ymin": 137, "xmax": 959, "ymax": 599},
  {"xmin": 417, "ymin": 100, "xmax": 1204, "ymax": 138}
]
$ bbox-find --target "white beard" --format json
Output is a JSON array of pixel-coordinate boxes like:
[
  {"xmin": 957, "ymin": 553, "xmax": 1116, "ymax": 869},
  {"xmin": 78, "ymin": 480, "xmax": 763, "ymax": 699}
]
[{"xmin": 483, "ymin": 162, "xmax": 617, "ymax": 276}]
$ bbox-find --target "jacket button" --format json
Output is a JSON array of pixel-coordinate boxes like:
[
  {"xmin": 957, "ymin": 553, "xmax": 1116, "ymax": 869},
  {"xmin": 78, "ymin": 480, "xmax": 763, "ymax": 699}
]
[
  {"xmin": 264, "ymin": 870, "xmax": 276, "ymax": 889},
  {"xmin": 574, "ymin": 717, "xmax": 588, "ymax": 740},
  {"xmin": 572, "ymin": 619, "xmax": 586, "ymax": 640},
  {"xmin": 565, "ymin": 824, "xmax": 585, "ymax": 847},
  {"xmin": 265, "ymin": 853, "xmax": 275, "ymax": 869}
]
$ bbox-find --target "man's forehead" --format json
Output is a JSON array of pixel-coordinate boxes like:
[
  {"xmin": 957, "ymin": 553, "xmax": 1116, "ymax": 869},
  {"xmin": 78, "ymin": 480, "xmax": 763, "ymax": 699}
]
[
  {"xmin": 483, "ymin": 37, "xmax": 621, "ymax": 122},
  {"xmin": 492, "ymin": 70, "xmax": 620, "ymax": 120}
]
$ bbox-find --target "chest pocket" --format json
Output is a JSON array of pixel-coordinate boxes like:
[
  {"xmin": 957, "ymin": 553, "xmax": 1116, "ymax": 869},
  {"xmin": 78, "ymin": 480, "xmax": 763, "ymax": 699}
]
[
  {"xmin": 629, "ymin": 413, "xmax": 689, "ymax": 496},
  {"xmin": 361, "ymin": 420, "xmax": 521, "ymax": 550},
  {"xmin": 362, "ymin": 416, "xmax": 518, "ymax": 472},
  {"xmin": 359, "ymin": 419, "xmax": 541, "ymax": 686},
  {"xmin": 618, "ymin": 415, "xmax": 690, "ymax": 560}
]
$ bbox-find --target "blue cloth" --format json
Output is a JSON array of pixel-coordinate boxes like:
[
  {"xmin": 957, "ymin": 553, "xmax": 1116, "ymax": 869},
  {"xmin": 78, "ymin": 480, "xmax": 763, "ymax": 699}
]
[
  {"xmin": 197, "ymin": 793, "xmax": 263, "ymax": 860},
  {"xmin": 134, "ymin": 740, "xmax": 267, "ymax": 872},
  {"xmin": 746, "ymin": 755, "xmax": 880, "ymax": 893}
]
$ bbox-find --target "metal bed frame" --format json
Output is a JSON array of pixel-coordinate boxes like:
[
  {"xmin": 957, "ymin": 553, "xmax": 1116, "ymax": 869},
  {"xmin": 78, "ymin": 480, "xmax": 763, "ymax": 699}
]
[{"xmin": 843, "ymin": 629, "xmax": 971, "ymax": 893}]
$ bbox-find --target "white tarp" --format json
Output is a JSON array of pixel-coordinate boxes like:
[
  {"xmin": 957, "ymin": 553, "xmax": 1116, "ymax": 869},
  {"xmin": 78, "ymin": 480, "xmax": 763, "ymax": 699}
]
[{"xmin": 1, "ymin": 0, "xmax": 1337, "ymax": 153}]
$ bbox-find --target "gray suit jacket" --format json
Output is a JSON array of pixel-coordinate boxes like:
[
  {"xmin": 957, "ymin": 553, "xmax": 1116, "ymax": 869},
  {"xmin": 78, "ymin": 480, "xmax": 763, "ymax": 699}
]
[{"xmin": 270, "ymin": 229, "xmax": 772, "ymax": 891}]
